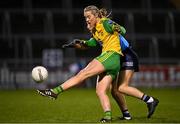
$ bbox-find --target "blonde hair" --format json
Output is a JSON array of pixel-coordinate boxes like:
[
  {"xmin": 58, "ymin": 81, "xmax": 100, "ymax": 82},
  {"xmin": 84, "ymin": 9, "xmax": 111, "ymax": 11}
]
[{"xmin": 84, "ymin": 5, "xmax": 111, "ymax": 18}]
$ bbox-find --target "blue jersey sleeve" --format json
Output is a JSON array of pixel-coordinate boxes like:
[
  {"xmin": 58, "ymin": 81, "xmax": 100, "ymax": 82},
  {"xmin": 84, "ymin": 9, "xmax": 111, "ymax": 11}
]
[{"xmin": 120, "ymin": 35, "xmax": 129, "ymax": 51}]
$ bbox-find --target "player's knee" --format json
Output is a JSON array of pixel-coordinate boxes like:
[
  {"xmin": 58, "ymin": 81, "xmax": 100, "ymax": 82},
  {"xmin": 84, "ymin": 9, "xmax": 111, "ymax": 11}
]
[
  {"xmin": 118, "ymin": 84, "xmax": 127, "ymax": 93},
  {"xmin": 96, "ymin": 87, "xmax": 105, "ymax": 97}
]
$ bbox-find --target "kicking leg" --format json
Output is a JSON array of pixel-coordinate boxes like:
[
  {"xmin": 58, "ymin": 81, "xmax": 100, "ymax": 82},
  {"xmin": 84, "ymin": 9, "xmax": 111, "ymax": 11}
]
[{"xmin": 37, "ymin": 59, "xmax": 105, "ymax": 99}]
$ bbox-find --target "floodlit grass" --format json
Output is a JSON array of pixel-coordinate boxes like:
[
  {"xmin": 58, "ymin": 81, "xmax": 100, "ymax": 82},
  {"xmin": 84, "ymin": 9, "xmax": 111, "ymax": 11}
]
[{"xmin": 0, "ymin": 88, "xmax": 180, "ymax": 123}]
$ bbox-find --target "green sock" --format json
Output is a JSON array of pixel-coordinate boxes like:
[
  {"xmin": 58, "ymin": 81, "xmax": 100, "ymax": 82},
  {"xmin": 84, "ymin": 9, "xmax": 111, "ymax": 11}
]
[
  {"xmin": 51, "ymin": 86, "xmax": 63, "ymax": 94},
  {"xmin": 104, "ymin": 111, "xmax": 112, "ymax": 119}
]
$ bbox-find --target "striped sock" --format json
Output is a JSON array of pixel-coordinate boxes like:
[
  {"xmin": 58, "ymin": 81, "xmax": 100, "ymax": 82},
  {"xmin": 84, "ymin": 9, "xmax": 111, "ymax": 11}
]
[
  {"xmin": 51, "ymin": 85, "xmax": 63, "ymax": 94},
  {"xmin": 141, "ymin": 94, "xmax": 154, "ymax": 103}
]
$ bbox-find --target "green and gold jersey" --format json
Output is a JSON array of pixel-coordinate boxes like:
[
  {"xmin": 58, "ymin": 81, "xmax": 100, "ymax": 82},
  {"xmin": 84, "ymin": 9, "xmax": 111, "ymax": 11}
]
[{"xmin": 84, "ymin": 18, "xmax": 124, "ymax": 56}]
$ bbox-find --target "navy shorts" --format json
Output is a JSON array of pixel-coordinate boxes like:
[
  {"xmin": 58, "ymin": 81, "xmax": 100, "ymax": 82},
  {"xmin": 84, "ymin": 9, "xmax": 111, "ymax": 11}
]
[{"xmin": 120, "ymin": 47, "xmax": 139, "ymax": 72}]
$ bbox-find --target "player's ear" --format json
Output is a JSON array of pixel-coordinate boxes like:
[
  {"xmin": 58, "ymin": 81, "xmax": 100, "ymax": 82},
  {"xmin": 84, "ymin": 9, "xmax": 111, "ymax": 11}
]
[{"xmin": 94, "ymin": 12, "xmax": 99, "ymax": 18}]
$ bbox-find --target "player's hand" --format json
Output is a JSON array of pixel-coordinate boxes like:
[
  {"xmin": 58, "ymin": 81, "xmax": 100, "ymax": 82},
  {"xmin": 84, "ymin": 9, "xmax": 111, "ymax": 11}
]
[
  {"xmin": 73, "ymin": 39, "xmax": 85, "ymax": 44},
  {"xmin": 62, "ymin": 39, "xmax": 87, "ymax": 49},
  {"xmin": 113, "ymin": 24, "xmax": 121, "ymax": 33},
  {"xmin": 73, "ymin": 39, "xmax": 88, "ymax": 50}
]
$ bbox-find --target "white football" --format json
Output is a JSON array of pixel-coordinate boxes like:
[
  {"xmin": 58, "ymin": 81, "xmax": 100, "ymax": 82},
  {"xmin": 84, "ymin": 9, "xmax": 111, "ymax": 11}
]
[{"xmin": 32, "ymin": 66, "xmax": 48, "ymax": 83}]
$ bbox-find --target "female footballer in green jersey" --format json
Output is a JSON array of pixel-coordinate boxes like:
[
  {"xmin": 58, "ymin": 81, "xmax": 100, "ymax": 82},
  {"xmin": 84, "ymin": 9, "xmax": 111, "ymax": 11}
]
[{"xmin": 37, "ymin": 5, "xmax": 124, "ymax": 122}]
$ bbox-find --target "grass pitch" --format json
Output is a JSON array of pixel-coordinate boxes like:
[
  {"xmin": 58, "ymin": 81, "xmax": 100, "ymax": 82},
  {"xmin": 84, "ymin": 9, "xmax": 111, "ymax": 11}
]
[{"xmin": 0, "ymin": 88, "xmax": 180, "ymax": 123}]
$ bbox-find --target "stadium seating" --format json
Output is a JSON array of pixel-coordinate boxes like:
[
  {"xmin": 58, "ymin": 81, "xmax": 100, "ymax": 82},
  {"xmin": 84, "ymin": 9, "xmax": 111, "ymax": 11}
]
[{"xmin": 0, "ymin": 0, "xmax": 179, "ymax": 67}]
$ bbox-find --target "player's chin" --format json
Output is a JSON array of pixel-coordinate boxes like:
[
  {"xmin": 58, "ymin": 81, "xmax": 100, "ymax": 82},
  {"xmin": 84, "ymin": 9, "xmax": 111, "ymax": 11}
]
[
  {"xmin": 87, "ymin": 27, "xmax": 91, "ymax": 32},
  {"xmin": 88, "ymin": 28, "xmax": 93, "ymax": 33},
  {"xmin": 87, "ymin": 25, "xmax": 93, "ymax": 31}
]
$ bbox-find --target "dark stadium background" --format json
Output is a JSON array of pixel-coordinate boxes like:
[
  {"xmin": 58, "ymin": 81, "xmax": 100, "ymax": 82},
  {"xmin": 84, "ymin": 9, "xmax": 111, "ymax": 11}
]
[{"xmin": 0, "ymin": 0, "xmax": 180, "ymax": 89}]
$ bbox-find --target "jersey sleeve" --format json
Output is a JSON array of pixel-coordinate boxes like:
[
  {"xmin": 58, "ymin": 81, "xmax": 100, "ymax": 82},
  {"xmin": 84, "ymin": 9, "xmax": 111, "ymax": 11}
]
[
  {"xmin": 84, "ymin": 38, "xmax": 97, "ymax": 47},
  {"xmin": 118, "ymin": 26, "xmax": 126, "ymax": 36},
  {"xmin": 103, "ymin": 19, "xmax": 126, "ymax": 36}
]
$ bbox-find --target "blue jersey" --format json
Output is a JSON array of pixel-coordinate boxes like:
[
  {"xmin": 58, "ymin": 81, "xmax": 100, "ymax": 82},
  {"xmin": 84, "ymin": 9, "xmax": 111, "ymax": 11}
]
[
  {"xmin": 119, "ymin": 35, "xmax": 129, "ymax": 51},
  {"xmin": 119, "ymin": 35, "xmax": 139, "ymax": 72}
]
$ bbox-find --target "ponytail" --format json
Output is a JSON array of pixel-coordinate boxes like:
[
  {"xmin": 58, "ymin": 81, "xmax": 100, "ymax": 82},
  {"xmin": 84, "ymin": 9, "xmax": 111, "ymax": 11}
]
[
  {"xmin": 99, "ymin": 8, "xmax": 112, "ymax": 18},
  {"xmin": 84, "ymin": 5, "xmax": 112, "ymax": 18},
  {"xmin": 99, "ymin": 8, "xmax": 107, "ymax": 18}
]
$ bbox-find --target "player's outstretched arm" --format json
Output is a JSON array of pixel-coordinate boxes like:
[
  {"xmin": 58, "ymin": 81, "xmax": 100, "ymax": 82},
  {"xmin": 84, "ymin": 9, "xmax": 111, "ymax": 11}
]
[
  {"xmin": 62, "ymin": 39, "xmax": 87, "ymax": 49},
  {"xmin": 62, "ymin": 38, "xmax": 97, "ymax": 50}
]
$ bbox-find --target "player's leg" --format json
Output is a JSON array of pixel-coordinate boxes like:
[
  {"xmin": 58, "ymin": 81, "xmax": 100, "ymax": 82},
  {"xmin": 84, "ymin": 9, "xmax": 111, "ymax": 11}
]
[
  {"xmin": 37, "ymin": 59, "xmax": 105, "ymax": 99},
  {"xmin": 111, "ymin": 72, "xmax": 131, "ymax": 120},
  {"xmin": 38, "ymin": 51, "xmax": 120, "ymax": 100},
  {"xmin": 96, "ymin": 74, "xmax": 113, "ymax": 122},
  {"xmin": 95, "ymin": 51, "xmax": 120, "ymax": 122},
  {"xmin": 118, "ymin": 70, "xmax": 159, "ymax": 118},
  {"xmin": 118, "ymin": 70, "xmax": 143, "ymax": 98},
  {"xmin": 54, "ymin": 51, "xmax": 119, "ymax": 93},
  {"xmin": 60, "ymin": 59, "xmax": 105, "ymax": 90},
  {"xmin": 118, "ymin": 47, "xmax": 159, "ymax": 118}
]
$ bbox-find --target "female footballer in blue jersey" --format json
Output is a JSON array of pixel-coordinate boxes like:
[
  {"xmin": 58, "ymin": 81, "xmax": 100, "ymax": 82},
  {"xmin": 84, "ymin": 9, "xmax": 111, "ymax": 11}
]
[{"xmin": 108, "ymin": 35, "xmax": 159, "ymax": 119}]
